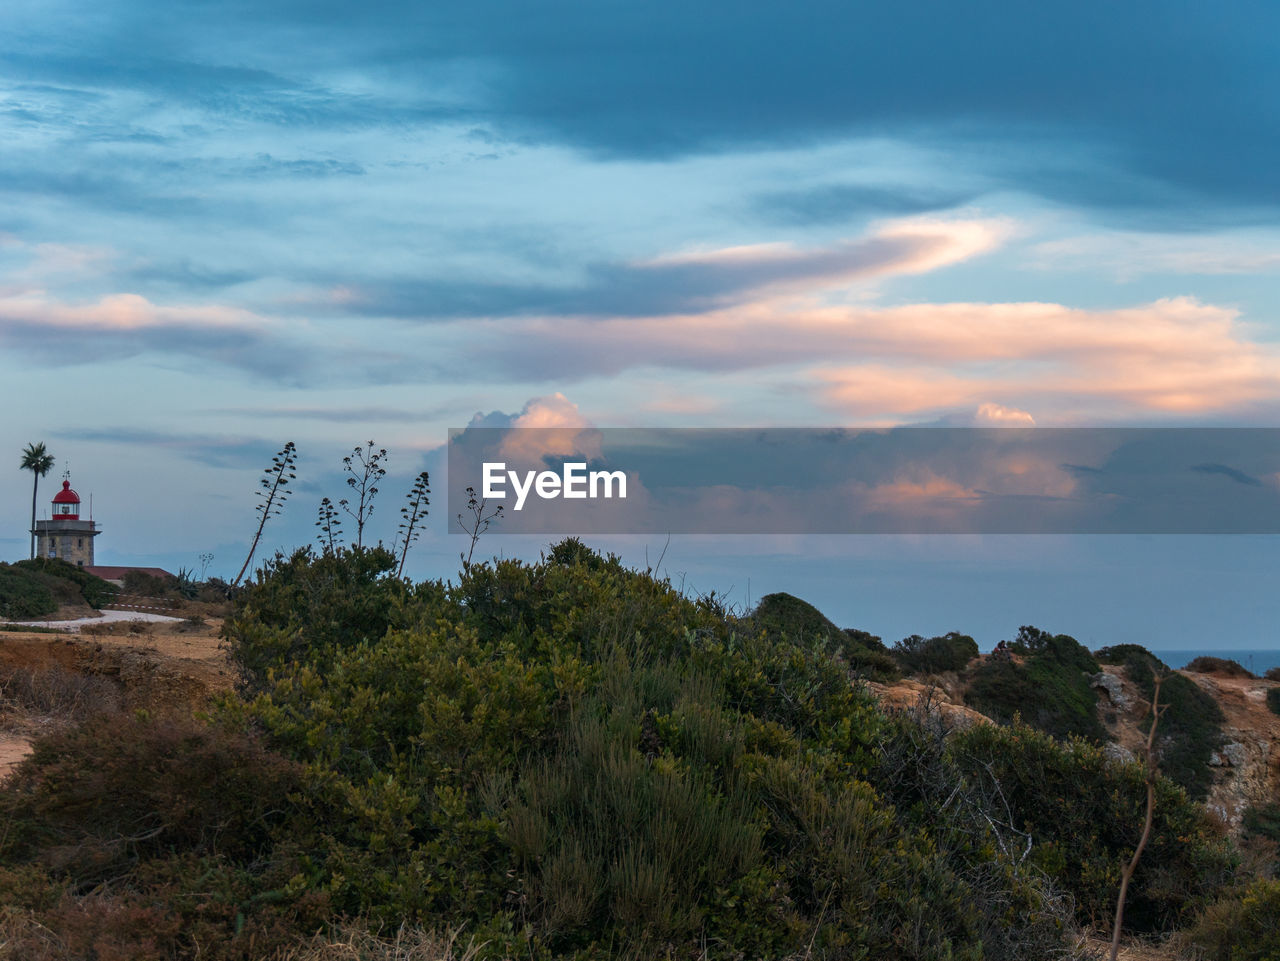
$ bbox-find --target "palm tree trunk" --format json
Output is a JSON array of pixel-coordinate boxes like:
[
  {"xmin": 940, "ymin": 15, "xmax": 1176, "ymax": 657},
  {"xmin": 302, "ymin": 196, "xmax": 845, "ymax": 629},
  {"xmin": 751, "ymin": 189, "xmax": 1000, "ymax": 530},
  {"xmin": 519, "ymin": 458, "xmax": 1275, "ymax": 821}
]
[{"xmin": 29, "ymin": 474, "xmax": 39, "ymax": 559}]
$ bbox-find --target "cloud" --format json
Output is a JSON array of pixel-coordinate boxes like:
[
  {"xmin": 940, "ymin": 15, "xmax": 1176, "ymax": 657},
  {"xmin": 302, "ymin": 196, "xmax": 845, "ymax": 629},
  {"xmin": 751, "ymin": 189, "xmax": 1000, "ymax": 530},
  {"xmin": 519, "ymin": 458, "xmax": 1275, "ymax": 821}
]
[
  {"xmin": 332, "ymin": 216, "xmax": 1007, "ymax": 319},
  {"xmin": 6, "ymin": 1, "xmax": 1279, "ymax": 225},
  {"xmin": 1030, "ymin": 231, "xmax": 1280, "ymax": 278},
  {"xmin": 0, "ymin": 289, "xmax": 420, "ymax": 383},
  {"xmin": 465, "ymin": 392, "xmax": 601, "ymax": 462},
  {"xmin": 449, "ymin": 294, "xmax": 1279, "ymax": 421},
  {"xmin": 49, "ymin": 427, "xmax": 287, "ymax": 471},
  {"xmin": 752, "ymin": 184, "xmax": 977, "ymax": 225},
  {"xmin": 1190, "ymin": 463, "xmax": 1263, "ymax": 487},
  {"xmin": 205, "ymin": 405, "xmax": 454, "ymax": 423},
  {"xmin": 973, "ymin": 404, "xmax": 1036, "ymax": 427}
]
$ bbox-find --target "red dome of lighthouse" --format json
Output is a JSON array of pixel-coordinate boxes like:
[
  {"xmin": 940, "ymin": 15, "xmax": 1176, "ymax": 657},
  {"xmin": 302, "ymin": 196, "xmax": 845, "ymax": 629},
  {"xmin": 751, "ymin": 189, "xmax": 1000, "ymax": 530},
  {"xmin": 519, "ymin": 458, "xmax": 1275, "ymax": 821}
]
[{"xmin": 52, "ymin": 480, "xmax": 81, "ymax": 519}]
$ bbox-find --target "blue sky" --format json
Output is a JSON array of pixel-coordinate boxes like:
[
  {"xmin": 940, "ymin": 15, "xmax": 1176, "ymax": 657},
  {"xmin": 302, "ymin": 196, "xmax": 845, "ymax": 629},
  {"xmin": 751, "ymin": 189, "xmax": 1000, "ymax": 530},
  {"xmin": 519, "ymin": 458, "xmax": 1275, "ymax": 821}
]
[{"xmin": 3, "ymin": 1, "xmax": 1279, "ymax": 649}]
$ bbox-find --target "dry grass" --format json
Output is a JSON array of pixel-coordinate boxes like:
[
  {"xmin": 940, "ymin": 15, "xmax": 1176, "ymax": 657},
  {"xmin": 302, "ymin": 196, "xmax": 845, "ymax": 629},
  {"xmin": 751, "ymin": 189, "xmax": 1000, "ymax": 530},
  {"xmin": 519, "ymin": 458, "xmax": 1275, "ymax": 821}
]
[
  {"xmin": 274, "ymin": 925, "xmax": 495, "ymax": 961},
  {"xmin": 0, "ymin": 663, "xmax": 121, "ymax": 729},
  {"xmin": 0, "ymin": 908, "xmax": 63, "ymax": 961},
  {"xmin": 80, "ymin": 619, "xmax": 157, "ymax": 637},
  {"xmin": 1083, "ymin": 935, "xmax": 1185, "ymax": 961}
]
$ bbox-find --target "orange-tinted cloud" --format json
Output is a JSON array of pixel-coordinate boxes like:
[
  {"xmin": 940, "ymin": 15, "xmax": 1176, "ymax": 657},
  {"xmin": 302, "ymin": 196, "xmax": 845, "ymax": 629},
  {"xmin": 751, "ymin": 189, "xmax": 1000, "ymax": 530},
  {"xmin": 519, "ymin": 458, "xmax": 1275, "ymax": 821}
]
[{"xmin": 478, "ymin": 294, "xmax": 1278, "ymax": 421}]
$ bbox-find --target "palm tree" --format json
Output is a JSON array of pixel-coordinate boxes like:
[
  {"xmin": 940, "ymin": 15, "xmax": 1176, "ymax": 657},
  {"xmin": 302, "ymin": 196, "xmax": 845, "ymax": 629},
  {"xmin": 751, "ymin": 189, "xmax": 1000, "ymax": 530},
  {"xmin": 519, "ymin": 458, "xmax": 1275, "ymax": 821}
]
[{"xmin": 20, "ymin": 442, "xmax": 55, "ymax": 559}]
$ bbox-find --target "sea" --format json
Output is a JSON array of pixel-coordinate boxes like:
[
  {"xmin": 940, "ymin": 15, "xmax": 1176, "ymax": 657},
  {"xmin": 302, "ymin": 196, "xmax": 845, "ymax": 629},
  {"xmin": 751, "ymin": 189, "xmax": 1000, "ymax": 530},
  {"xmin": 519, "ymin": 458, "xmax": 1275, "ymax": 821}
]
[{"xmin": 1149, "ymin": 649, "xmax": 1280, "ymax": 676}]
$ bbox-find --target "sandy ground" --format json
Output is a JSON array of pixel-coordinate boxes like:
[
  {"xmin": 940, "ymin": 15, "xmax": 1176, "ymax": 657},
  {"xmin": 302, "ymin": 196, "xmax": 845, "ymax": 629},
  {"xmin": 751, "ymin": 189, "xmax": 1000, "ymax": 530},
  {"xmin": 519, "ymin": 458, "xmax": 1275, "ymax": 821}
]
[
  {"xmin": 0, "ymin": 612, "xmax": 232, "ymax": 779},
  {"xmin": 1084, "ymin": 937, "xmax": 1180, "ymax": 960},
  {"xmin": 0, "ymin": 733, "xmax": 31, "ymax": 780}
]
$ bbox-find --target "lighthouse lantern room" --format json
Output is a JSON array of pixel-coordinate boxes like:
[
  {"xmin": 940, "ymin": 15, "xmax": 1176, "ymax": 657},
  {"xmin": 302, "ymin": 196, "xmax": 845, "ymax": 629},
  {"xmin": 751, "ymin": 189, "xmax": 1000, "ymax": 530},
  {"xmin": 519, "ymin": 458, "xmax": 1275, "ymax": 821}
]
[{"xmin": 34, "ymin": 475, "xmax": 100, "ymax": 567}]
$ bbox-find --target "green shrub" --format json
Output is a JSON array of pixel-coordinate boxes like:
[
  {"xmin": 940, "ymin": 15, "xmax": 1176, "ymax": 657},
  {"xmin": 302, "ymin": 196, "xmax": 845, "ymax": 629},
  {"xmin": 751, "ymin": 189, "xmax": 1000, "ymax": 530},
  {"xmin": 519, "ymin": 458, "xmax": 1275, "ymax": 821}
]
[
  {"xmin": 0, "ymin": 565, "xmax": 57, "ymax": 618},
  {"xmin": 965, "ymin": 629, "xmax": 1106, "ymax": 743},
  {"xmin": 222, "ymin": 545, "xmax": 427, "ymax": 693},
  {"xmin": 950, "ymin": 720, "xmax": 1237, "ymax": 932},
  {"xmin": 1094, "ymin": 643, "xmax": 1162, "ymax": 668},
  {"xmin": 1267, "ymin": 686, "xmax": 1280, "ymax": 717},
  {"xmin": 1183, "ymin": 879, "xmax": 1280, "ymax": 961},
  {"xmin": 893, "ymin": 631, "xmax": 980, "ymax": 676},
  {"xmin": 1109, "ymin": 650, "xmax": 1225, "ymax": 800},
  {"xmin": 749, "ymin": 591, "xmax": 841, "ymax": 643},
  {"xmin": 1265, "ymin": 667, "xmax": 1280, "ymax": 682},
  {"xmin": 122, "ymin": 568, "xmax": 174, "ymax": 596},
  {"xmin": 1242, "ymin": 802, "xmax": 1280, "ymax": 844},
  {"xmin": 14, "ymin": 557, "xmax": 116, "ymax": 608},
  {"xmin": 222, "ymin": 542, "xmax": 1086, "ymax": 958},
  {"xmin": 841, "ymin": 644, "xmax": 901, "ymax": 680},
  {"xmin": 747, "ymin": 594, "xmax": 898, "ymax": 680},
  {"xmin": 1009, "ymin": 625, "xmax": 1100, "ymax": 674},
  {"xmin": 1185, "ymin": 656, "xmax": 1256, "ymax": 678},
  {"xmin": 1, "ymin": 559, "xmax": 118, "ymax": 618},
  {"xmin": 503, "ymin": 654, "xmax": 776, "ymax": 955}
]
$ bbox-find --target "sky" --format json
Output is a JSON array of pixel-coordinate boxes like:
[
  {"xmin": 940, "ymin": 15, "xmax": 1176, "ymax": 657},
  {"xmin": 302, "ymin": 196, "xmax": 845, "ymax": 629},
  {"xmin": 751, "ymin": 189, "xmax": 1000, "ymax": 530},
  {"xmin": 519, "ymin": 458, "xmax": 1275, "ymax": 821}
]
[{"xmin": 3, "ymin": 1, "xmax": 1279, "ymax": 650}]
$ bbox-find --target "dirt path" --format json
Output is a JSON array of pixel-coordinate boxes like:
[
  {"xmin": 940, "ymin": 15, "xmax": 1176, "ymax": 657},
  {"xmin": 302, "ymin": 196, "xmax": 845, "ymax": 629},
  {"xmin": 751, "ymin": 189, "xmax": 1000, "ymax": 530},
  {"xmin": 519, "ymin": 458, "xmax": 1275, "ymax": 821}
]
[
  {"xmin": 7, "ymin": 609, "xmax": 184, "ymax": 629},
  {"xmin": 0, "ymin": 733, "xmax": 32, "ymax": 781},
  {"xmin": 1084, "ymin": 937, "xmax": 1180, "ymax": 960}
]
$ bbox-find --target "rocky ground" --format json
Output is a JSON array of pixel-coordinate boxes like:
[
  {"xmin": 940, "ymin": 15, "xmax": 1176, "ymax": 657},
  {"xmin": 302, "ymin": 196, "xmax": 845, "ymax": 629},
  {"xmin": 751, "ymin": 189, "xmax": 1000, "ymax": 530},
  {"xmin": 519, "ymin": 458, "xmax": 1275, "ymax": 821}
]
[{"xmin": 1088, "ymin": 662, "xmax": 1280, "ymax": 833}]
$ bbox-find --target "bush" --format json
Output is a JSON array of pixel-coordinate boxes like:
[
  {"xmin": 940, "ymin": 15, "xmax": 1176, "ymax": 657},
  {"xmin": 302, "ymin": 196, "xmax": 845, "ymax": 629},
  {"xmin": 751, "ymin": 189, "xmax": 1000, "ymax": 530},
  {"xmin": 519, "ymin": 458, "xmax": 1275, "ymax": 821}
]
[
  {"xmin": 1183, "ymin": 879, "xmax": 1280, "ymax": 961},
  {"xmin": 1094, "ymin": 643, "xmax": 1163, "ymax": 668},
  {"xmin": 749, "ymin": 592, "xmax": 841, "ymax": 643},
  {"xmin": 747, "ymin": 594, "xmax": 898, "ymax": 680},
  {"xmin": 1267, "ymin": 686, "xmax": 1280, "ymax": 717},
  {"xmin": 222, "ymin": 545, "xmax": 426, "ymax": 693},
  {"xmin": 2, "ymin": 712, "xmax": 304, "ymax": 876},
  {"xmin": 14, "ymin": 557, "xmax": 116, "ymax": 609},
  {"xmin": 1242, "ymin": 802, "xmax": 1280, "ymax": 845},
  {"xmin": 0, "ymin": 664, "xmax": 121, "ymax": 721},
  {"xmin": 950, "ymin": 720, "xmax": 1237, "ymax": 932},
  {"xmin": 1109, "ymin": 650, "xmax": 1226, "ymax": 801},
  {"xmin": 893, "ymin": 632, "xmax": 980, "ymax": 676},
  {"xmin": 965, "ymin": 629, "xmax": 1106, "ymax": 743},
  {"xmin": 223, "ymin": 542, "xmax": 1087, "ymax": 958},
  {"xmin": 1, "ymin": 559, "xmax": 118, "ymax": 618},
  {"xmin": 122, "ymin": 568, "xmax": 175, "ymax": 596},
  {"xmin": 1185, "ymin": 656, "xmax": 1256, "ymax": 678},
  {"xmin": 1265, "ymin": 667, "xmax": 1280, "ymax": 682},
  {"xmin": 0, "ymin": 712, "xmax": 325, "ymax": 960},
  {"xmin": 0, "ymin": 565, "xmax": 56, "ymax": 618}
]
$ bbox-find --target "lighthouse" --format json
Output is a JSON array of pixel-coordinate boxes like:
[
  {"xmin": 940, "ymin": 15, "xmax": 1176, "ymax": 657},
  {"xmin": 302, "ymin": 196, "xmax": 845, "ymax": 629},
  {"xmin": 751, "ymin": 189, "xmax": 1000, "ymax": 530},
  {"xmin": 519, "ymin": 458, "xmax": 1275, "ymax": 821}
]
[{"xmin": 33, "ymin": 475, "xmax": 100, "ymax": 567}]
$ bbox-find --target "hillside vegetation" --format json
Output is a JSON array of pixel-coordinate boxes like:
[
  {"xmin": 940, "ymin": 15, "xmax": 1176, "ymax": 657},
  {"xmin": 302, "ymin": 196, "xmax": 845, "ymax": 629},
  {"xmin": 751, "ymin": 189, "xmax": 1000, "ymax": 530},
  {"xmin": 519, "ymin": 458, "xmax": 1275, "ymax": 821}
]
[
  {"xmin": 0, "ymin": 541, "xmax": 1271, "ymax": 960},
  {"xmin": 0, "ymin": 558, "xmax": 115, "ymax": 619}
]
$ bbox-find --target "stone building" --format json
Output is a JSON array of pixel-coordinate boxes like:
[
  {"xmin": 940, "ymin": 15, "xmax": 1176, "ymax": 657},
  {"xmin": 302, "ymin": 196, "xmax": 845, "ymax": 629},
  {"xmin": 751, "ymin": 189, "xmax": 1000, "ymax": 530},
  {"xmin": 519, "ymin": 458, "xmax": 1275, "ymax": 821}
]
[{"xmin": 33, "ymin": 476, "xmax": 100, "ymax": 567}]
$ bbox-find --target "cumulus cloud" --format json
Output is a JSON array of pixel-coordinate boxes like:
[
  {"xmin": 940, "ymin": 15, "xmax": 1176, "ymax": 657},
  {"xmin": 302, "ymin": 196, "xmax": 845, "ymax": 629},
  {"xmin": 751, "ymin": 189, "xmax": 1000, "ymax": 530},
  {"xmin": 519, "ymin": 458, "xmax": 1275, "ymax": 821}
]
[
  {"xmin": 464, "ymin": 392, "xmax": 602, "ymax": 462},
  {"xmin": 973, "ymin": 404, "xmax": 1037, "ymax": 427}
]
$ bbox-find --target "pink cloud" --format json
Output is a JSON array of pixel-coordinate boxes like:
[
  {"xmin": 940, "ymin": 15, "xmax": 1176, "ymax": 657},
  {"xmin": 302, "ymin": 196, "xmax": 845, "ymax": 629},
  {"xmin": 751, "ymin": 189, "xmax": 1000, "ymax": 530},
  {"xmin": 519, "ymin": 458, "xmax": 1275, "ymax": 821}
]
[
  {"xmin": 0, "ymin": 291, "xmax": 264, "ymax": 332},
  {"xmin": 478, "ymin": 294, "xmax": 1278, "ymax": 420}
]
